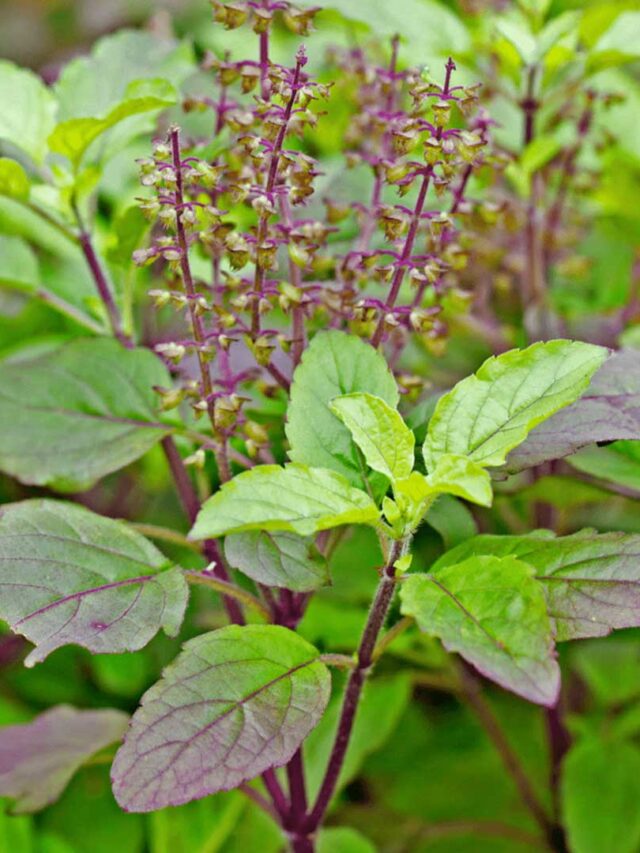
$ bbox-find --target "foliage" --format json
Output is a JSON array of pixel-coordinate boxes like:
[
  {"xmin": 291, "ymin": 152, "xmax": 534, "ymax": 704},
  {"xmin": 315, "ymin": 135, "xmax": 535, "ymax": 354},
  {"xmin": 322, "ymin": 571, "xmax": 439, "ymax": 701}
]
[{"xmin": 0, "ymin": 0, "xmax": 639, "ymax": 851}]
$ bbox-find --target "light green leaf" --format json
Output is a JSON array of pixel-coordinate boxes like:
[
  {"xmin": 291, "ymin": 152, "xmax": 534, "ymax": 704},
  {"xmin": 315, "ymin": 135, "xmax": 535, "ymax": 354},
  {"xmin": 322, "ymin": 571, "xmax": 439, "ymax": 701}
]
[
  {"xmin": 568, "ymin": 441, "xmax": 640, "ymax": 494},
  {"xmin": 190, "ymin": 464, "xmax": 379, "ymax": 539},
  {"xmin": 0, "ymin": 236, "xmax": 39, "ymax": 292},
  {"xmin": 400, "ymin": 556, "xmax": 559, "ymax": 705},
  {"xmin": 54, "ymin": 30, "xmax": 194, "ymax": 120},
  {"xmin": 562, "ymin": 738, "xmax": 640, "ymax": 853},
  {"xmin": 317, "ymin": 828, "xmax": 376, "ymax": 853},
  {"xmin": 0, "ymin": 61, "xmax": 56, "ymax": 164},
  {"xmin": 386, "ymin": 457, "xmax": 490, "ymax": 536},
  {"xmin": 0, "ymin": 499, "xmax": 188, "ymax": 664},
  {"xmin": 111, "ymin": 625, "xmax": 331, "ymax": 811},
  {"xmin": 286, "ymin": 331, "xmax": 399, "ymax": 489},
  {"xmin": 0, "ymin": 338, "xmax": 175, "ymax": 489},
  {"xmin": 0, "ymin": 158, "xmax": 30, "ymax": 200},
  {"xmin": 49, "ymin": 79, "xmax": 177, "ymax": 170},
  {"xmin": 423, "ymin": 340, "xmax": 608, "ymax": 470},
  {"xmin": 588, "ymin": 12, "xmax": 640, "ymax": 72},
  {"xmin": 424, "ymin": 454, "xmax": 493, "ymax": 507},
  {"xmin": 148, "ymin": 792, "xmax": 245, "ymax": 853},
  {"xmin": 224, "ymin": 530, "xmax": 329, "ymax": 592},
  {"xmin": 521, "ymin": 136, "xmax": 562, "ymax": 175},
  {"xmin": 299, "ymin": 0, "xmax": 470, "ymax": 64},
  {"xmin": 330, "ymin": 392, "xmax": 414, "ymax": 482}
]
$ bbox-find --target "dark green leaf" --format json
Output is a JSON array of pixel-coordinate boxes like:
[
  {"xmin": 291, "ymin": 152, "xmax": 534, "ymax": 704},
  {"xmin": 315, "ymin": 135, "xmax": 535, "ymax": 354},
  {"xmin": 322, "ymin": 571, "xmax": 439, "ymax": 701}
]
[{"xmin": 0, "ymin": 338, "xmax": 175, "ymax": 489}]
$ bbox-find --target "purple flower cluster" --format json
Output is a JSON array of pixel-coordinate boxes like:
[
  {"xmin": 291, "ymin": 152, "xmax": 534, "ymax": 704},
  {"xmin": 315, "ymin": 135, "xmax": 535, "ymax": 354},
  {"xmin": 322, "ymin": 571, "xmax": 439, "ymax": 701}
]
[{"xmin": 134, "ymin": 1, "xmax": 496, "ymax": 467}]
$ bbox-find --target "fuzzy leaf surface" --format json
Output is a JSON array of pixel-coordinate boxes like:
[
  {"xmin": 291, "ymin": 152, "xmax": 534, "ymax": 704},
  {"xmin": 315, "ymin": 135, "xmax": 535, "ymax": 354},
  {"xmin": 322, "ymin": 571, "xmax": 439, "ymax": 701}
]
[
  {"xmin": 434, "ymin": 529, "xmax": 640, "ymax": 641},
  {"xmin": 190, "ymin": 464, "xmax": 379, "ymax": 539},
  {"xmin": 330, "ymin": 392, "xmax": 414, "ymax": 482},
  {"xmin": 0, "ymin": 706, "xmax": 128, "ymax": 813},
  {"xmin": 111, "ymin": 625, "xmax": 331, "ymax": 812},
  {"xmin": 224, "ymin": 530, "xmax": 329, "ymax": 592},
  {"xmin": 0, "ymin": 338, "xmax": 175, "ymax": 489},
  {"xmin": 400, "ymin": 556, "xmax": 559, "ymax": 705},
  {"xmin": 507, "ymin": 349, "xmax": 640, "ymax": 471},
  {"xmin": 0, "ymin": 500, "xmax": 188, "ymax": 665},
  {"xmin": 286, "ymin": 331, "xmax": 398, "ymax": 489},
  {"xmin": 423, "ymin": 340, "xmax": 608, "ymax": 469}
]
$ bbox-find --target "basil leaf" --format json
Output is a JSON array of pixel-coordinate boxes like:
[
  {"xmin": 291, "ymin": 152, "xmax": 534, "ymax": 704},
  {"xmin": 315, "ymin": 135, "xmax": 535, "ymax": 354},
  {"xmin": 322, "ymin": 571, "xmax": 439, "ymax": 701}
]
[
  {"xmin": 0, "ymin": 500, "xmax": 188, "ymax": 665},
  {"xmin": 423, "ymin": 340, "xmax": 608, "ymax": 469},
  {"xmin": 330, "ymin": 392, "xmax": 414, "ymax": 482},
  {"xmin": 190, "ymin": 464, "xmax": 379, "ymax": 539},
  {"xmin": 400, "ymin": 555, "xmax": 559, "ymax": 705},
  {"xmin": 111, "ymin": 625, "xmax": 330, "ymax": 811}
]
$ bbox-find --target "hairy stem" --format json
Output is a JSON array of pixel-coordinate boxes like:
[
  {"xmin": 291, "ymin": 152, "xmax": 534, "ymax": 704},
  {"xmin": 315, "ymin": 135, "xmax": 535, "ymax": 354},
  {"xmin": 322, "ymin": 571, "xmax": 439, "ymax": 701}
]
[{"xmin": 304, "ymin": 538, "xmax": 406, "ymax": 833}]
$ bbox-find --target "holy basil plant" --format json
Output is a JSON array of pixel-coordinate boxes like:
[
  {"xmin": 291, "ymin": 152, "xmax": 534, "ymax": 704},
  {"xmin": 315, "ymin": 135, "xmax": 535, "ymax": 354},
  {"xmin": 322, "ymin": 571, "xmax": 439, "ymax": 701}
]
[{"xmin": 2, "ymin": 1, "xmax": 640, "ymax": 849}]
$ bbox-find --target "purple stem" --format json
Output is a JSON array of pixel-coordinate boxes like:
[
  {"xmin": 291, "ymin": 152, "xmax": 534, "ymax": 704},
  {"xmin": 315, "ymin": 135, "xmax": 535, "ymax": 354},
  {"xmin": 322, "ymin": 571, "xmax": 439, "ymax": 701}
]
[
  {"xmin": 370, "ymin": 57, "xmax": 456, "ymax": 348},
  {"xmin": 303, "ymin": 539, "xmax": 404, "ymax": 833},
  {"xmin": 74, "ymin": 205, "xmax": 133, "ymax": 349}
]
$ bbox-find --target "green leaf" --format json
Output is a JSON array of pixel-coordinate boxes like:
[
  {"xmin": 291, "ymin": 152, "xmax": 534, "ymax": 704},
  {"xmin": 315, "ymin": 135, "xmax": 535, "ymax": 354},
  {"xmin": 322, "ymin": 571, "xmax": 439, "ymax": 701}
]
[
  {"xmin": 0, "ymin": 61, "xmax": 56, "ymax": 164},
  {"xmin": 224, "ymin": 530, "xmax": 329, "ymax": 592},
  {"xmin": 433, "ymin": 530, "xmax": 640, "ymax": 641},
  {"xmin": 111, "ymin": 625, "xmax": 331, "ymax": 811},
  {"xmin": 49, "ymin": 79, "xmax": 177, "ymax": 170},
  {"xmin": 0, "ymin": 338, "xmax": 175, "ymax": 489},
  {"xmin": 0, "ymin": 499, "xmax": 188, "ymax": 664},
  {"xmin": 562, "ymin": 738, "xmax": 640, "ymax": 853},
  {"xmin": 286, "ymin": 331, "xmax": 399, "ymax": 489},
  {"xmin": 299, "ymin": 0, "xmax": 470, "ymax": 65},
  {"xmin": 330, "ymin": 392, "xmax": 414, "ymax": 482},
  {"xmin": 588, "ymin": 12, "xmax": 640, "ymax": 72},
  {"xmin": 425, "ymin": 495, "xmax": 477, "ymax": 549},
  {"xmin": 423, "ymin": 340, "xmax": 608, "ymax": 470},
  {"xmin": 53, "ymin": 30, "xmax": 194, "ymax": 120},
  {"xmin": 190, "ymin": 464, "xmax": 379, "ymax": 539},
  {"xmin": 148, "ymin": 792, "xmax": 245, "ymax": 853},
  {"xmin": 568, "ymin": 441, "xmax": 640, "ymax": 494},
  {"xmin": 317, "ymin": 827, "xmax": 376, "ymax": 853},
  {"xmin": 0, "ymin": 236, "xmax": 39, "ymax": 292},
  {"xmin": 424, "ymin": 454, "xmax": 493, "ymax": 506},
  {"xmin": 0, "ymin": 158, "xmax": 30, "ymax": 200},
  {"xmin": 0, "ymin": 706, "xmax": 128, "ymax": 813},
  {"xmin": 400, "ymin": 556, "xmax": 559, "ymax": 705}
]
